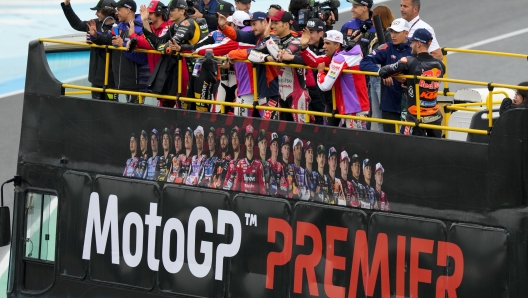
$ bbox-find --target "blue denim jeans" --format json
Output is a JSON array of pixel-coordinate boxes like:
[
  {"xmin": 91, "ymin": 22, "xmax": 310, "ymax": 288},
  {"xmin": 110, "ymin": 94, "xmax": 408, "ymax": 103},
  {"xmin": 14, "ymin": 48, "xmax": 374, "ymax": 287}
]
[{"xmin": 369, "ymin": 76, "xmax": 383, "ymax": 132}]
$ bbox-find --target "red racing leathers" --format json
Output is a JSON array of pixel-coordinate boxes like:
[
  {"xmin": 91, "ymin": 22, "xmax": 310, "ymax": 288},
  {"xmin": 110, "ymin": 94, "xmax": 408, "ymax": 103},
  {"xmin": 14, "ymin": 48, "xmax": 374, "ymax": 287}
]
[{"xmin": 233, "ymin": 157, "xmax": 266, "ymax": 194}]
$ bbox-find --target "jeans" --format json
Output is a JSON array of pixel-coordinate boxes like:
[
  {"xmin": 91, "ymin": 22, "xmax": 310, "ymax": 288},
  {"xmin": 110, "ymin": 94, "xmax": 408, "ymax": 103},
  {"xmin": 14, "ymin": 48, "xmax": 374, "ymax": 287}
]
[{"xmin": 369, "ymin": 76, "xmax": 383, "ymax": 132}]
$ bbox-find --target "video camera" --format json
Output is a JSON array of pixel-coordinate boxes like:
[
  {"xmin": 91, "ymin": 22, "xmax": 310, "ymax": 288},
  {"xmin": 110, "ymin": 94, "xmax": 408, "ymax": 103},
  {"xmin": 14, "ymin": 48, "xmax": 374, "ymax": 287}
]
[
  {"xmin": 186, "ymin": 0, "xmax": 197, "ymax": 15},
  {"xmin": 297, "ymin": 0, "xmax": 340, "ymax": 28}
]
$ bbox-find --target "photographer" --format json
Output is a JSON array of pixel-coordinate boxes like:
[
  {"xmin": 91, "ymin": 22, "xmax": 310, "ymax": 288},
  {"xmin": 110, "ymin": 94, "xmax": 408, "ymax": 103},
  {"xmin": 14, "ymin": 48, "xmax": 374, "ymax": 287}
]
[
  {"xmin": 300, "ymin": 30, "xmax": 370, "ymax": 129},
  {"xmin": 188, "ymin": 0, "xmax": 220, "ymax": 32},
  {"xmin": 288, "ymin": 0, "xmax": 336, "ymax": 33},
  {"xmin": 340, "ymin": 0, "xmax": 376, "ymax": 58}
]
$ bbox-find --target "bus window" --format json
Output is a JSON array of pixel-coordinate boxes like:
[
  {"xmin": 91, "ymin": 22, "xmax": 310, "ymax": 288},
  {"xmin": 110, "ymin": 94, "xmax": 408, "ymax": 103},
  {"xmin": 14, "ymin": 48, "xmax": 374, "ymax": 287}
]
[{"xmin": 24, "ymin": 193, "xmax": 58, "ymax": 262}]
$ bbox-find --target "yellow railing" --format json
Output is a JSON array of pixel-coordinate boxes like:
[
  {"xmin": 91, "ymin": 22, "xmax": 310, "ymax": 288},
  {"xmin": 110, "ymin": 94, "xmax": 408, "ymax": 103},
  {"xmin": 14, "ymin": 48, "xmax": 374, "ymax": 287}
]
[{"xmin": 39, "ymin": 38, "xmax": 528, "ymax": 138}]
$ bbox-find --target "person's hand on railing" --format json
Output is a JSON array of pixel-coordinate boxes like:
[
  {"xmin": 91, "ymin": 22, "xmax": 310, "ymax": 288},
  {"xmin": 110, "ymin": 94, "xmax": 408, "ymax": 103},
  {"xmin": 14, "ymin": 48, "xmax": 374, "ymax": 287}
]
[
  {"xmin": 112, "ymin": 35, "xmax": 124, "ymax": 47},
  {"xmin": 169, "ymin": 40, "xmax": 181, "ymax": 53},
  {"xmin": 317, "ymin": 62, "xmax": 326, "ymax": 72},
  {"xmin": 300, "ymin": 28, "xmax": 310, "ymax": 50},
  {"xmin": 217, "ymin": 13, "xmax": 227, "ymax": 30},
  {"xmin": 87, "ymin": 19, "xmax": 97, "ymax": 37},
  {"xmin": 383, "ymin": 77, "xmax": 393, "ymax": 86},
  {"xmin": 277, "ymin": 49, "xmax": 294, "ymax": 62}
]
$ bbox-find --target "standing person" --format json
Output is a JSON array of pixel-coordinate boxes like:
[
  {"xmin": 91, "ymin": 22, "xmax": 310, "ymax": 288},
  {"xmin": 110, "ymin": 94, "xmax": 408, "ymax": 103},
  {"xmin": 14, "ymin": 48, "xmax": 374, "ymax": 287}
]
[
  {"xmin": 257, "ymin": 129, "xmax": 271, "ymax": 194},
  {"xmin": 188, "ymin": 0, "xmax": 221, "ymax": 32},
  {"xmin": 300, "ymin": 30, "xmax": 369, "ymax": 129},
  {"xmin": 350, "ymin": 154, "xmax": 369, "ymax": 208},
  {"xmin": 200, "ymin": 127, "xmax": 219, "ymax": 187},
  {"xmin": 315, "ymin": 145, "xmax": 331, "ymax": 204},
  {"xmin": 303, "ymin": 141, "xmax": 317, "ymax": 201},
  {"xmin": 360, "ymin": 18, "xmax": 412, "ymax": 133},
  {"xmin": 168, "ymin": 128, "xmax": 183, "ymax": 182},
  {"xmin": 379, "ymin": 29, "xmax": 445, "ymax": 137},
  {"xmin": 187, "ymin": 126, "xmax": 208, "ymax": 185},
  {"xmin": 267, "ymin": 132, "xmax": 286, "ymax": 197},
  {"xmin": 233, "ymin": 125, "xmax": 266, "ymax": 194},
  {"xmin": 212, "ymin": 128, "xmax": 233, "ymax": 189},
  {"xmin": 374, "ymin": 163, "xmax": 390, "ymax": 211},
  {"xmin": 367, "ymin": 5, "xmax": 395, "ymax": 132},
  {"xmin": 123, "ymin": 133, "xmax": 139, "ymax": 177},
  {"xmin": 145, "ymin": 128, "xmax": 160, "ymax": 180},
  {"xmin": 400, "ymin": 0, "xmax": 442, "ymax": 60},
  {"xmin": 341, "ymin": 0, "xmax": 376, "ymax": 58},
  {"xmin": 223, "ymin": 126, "xmax": 242, "ymax": 190},
  {"xmin": 327, "ymin": 147, "xmax": 345, "ymax": 205},
  {"xmin": 88, "ymin": 0, "xmax": 149, "ymax": 103},
  {"xmin": 61, "ymin": 0, "xmax": 117, "ymax": 100},
  {"xmin": 362, "ymin": 159, "xmax": 377, "ymax": 209},
  {"xmin": 261, "ymin": 10, "xmax": 310, "ymax": 123},
  {"xmin": 136, "ymin": 130, "xmax": 149, "ymax": 178},
  {"xmin": 234, "ymin": 0, "xmax": 252, "ymax": 14},
  {"xmin": 217, "ymin": 12, "xmax": 280, "ymax": 120},
  {"xmin": 157, "ymin": 127, "xmax": 173, "ymax": 181},
  {"xmin": 292, "ymin": 139, "xmax": 309, "ymax": 200}
]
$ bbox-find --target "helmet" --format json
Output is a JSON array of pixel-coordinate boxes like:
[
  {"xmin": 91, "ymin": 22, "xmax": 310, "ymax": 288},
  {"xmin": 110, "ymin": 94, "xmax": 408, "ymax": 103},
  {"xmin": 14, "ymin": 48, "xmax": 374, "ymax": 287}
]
[{"xmin": 168, "ymin": 0, "xmax": 187, "ymax": 10}]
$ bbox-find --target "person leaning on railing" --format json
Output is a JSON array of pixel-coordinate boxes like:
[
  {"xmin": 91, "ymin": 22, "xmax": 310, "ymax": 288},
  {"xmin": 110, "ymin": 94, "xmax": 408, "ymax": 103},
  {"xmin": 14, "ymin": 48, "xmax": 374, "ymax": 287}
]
[
  {"xmin": 61, "ymin": 0, "xmax": 117, "ymax": 100},
  {"xmin": 499, "ymin": 82, "xmax": 528, "ymax": 115},
  {"xmin": 299, "ymin": 30, "xmax": 370, "ymax": 129},
  {"xmin": 378, "ymin": 28, "xmax": 445, "ymax": 137}
]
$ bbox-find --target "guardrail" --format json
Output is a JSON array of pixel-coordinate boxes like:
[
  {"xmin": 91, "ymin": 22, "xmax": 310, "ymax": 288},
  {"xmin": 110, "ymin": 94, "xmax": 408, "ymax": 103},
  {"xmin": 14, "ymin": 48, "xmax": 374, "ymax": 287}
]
[{"xmin": 39, "ymin": 38, "xmax": 528, "ymax": 138}]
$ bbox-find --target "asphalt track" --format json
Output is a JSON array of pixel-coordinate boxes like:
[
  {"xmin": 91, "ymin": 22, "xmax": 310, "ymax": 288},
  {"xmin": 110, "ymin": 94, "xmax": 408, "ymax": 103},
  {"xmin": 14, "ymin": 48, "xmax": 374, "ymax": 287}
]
[{"xmin": 0, "ymin": 0, "xmax": 527, "ymax": 295}]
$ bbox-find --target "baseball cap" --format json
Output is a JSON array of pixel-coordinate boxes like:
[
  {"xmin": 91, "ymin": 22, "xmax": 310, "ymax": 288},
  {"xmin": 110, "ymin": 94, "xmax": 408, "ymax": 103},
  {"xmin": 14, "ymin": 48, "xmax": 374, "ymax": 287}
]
[
  {"xmin": 328, "ymin": 147, "xmax": 337, "ymax": 158},
  {"xmin": 185, "ymin": 127, "xmax": 194, "ymax": 139},
  {"xmin": 350, "ymin": 154, "xmax": 360, "ymax": 164},
  {"xmin": 257, "ymin": 129, "xmax": 267, "ymax": 142},
  {"xmin": 130, "ymin": 132, "xmax": 137, "ymax": 141},
  {"xmin": 194, "ymin": 125, "xmax": 204, "ymax": 137},
  {"xmin": 340, "ymin": 151, "xmax": 350, "ymax": 163},
  {"xmin": 147, "ymin": 0, "xmax": 165, "ymax": 13},
  {"xmin": 293, "ymin": 138, "xmax": 303, "ymax": 148},
  {"xmin": 91, "ymin": 0, "xmax": 117, "ymax": 10},
  {"xmin": 218, "ymin": 1, "xmax": 235, "ymax": 16},
  {"xmin": 281, "ymin": 135, "xmax": 290, "ymax": 147},
  {"xmin": 162, "ymin": 127, "xmax": 171, "ymax": 136},
  {"xmin": 173, "ymin": 127, "xmax": 182, "ymax": 136},
  {"xmin": 230, "ymin": 11, "xmax": 250, "ymax": 27},
  {"xmin": 209, "ymin": 126, "xmax": 216, "ymax": 137},
  {"xmin": 347, "ymin": 0, "xmax": 373, "ymax": 9},
  {"xmin": 235, "ymin": 0, "xmax": 254, "ymax": 3},
  {"xmin": 269, "ymin": 10, "xmax": 293, "ymax": 23},
  {"xmin": 150, "ymin": 128, "xmax": 159, "ymax": 138},
  {"xmin": 270, "ymin": 132, "xmax": 279, "ymax": 144},
  {"xmin": 243, "ymin": 12, "xmax": 268, "ymax": 26},
  {"xmin": 324, "ymin": 30, "xmax": 344, "ymax": 45},
  {"xmin": 112, "ymin": 0, "xmax": 137, "ymax": 12},
  {"xmin": 306, "ymin": 18, "xmax": 325, "ymax": 31},
  {"xmin": 304, "ymin": 140, "xmax": 313, "ymax": 152},
  {"xmin": 375, "ymin": 162, "xmax": 384, "ymax": 173},
  {"xmin": 245, "ymin": 125, "xmax": 254, "ymax": 139},
  {"xmin": 316, "ymin": 144, "xmax": 326, "ymax": 155},
  {"xmin": 362, "ymin": 158, "xmax": 371, "ymax": 170},
  {"xmin": 168, "ymin": 0, "xmax": 188, "ymax": 10},
  {"xmin": 411, "ymin": 28, "xmax": 433, "ymax": 44},
  {"xmin": 140, "ymin": 130, "xmax": 148, "ymax": 140},
  {"xmin": 231, "ymin": 126, "xmax": 240, "ymax": 138},
  {"xmin": 389, "ymin": 18, "xmax": 410, "ymax": 33}
]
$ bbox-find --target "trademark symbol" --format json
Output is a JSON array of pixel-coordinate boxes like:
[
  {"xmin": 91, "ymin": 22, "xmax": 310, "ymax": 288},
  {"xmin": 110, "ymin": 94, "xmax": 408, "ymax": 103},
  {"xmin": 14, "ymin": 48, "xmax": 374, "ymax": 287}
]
[{"xmin": 245, "ymin": 213, "xmax": 257, "ymax": 227}]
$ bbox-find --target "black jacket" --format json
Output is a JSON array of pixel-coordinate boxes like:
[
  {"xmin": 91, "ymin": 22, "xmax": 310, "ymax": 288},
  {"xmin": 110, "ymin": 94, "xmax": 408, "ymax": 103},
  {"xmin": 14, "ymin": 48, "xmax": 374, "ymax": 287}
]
[
  {"xmin": 499, "ymin": 98, "xmax": 528, "ymax": 115},
  {"xmin": 61, "ymin": 3, "xmax": 115, "ymax": 88}
]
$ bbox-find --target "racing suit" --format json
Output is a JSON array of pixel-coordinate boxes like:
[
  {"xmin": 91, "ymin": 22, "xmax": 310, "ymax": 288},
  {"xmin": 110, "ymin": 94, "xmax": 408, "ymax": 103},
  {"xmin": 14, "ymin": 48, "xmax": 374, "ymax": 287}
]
[
  {"xmin": 199, "ymin": 155, "xmax": 218, "ymax": 187},
  {"xmin": 174, "ymin": 154, "xmax": 192, "ymax": 184},
  {"xmin": 284, "ymin": 163, "xmax": 297, "ymax": 199},
  {"xmin": 136, "ymin": 153, "xmax": 149, "ymax": 179},
  {"xmin": 294, "ymin": 164, "xmax": 310, "ymax": 200},
  {"xmin": 213, "ymin": 154, "xmax": 232, "ymax": 189},
  {"xmin": 123, "ymin": 156, "xmax": 139, "ymax": 177},
  {"xmin": 223, "ymin": 156, "xmax": 241, "ymax": 191},
  {"xmin": 301, "ymin": 45, "xmax": 369, "ymax": 129},
  {"xmin": 315, "ymin": 173, "xmax": 332, "ymax": 204},
  {"xmin": 341, "ymin": 177, "xmax": 356, "ymax": 207},
  {"xmin": 364, "ymin": 182, "xmax": 377, "ymax": 209},
  {"xmin": 268, "ymin": 159, "xmax": 287, "ymax": 197},
  {"xmin": 379, "ymin": 52, "xmax": 446, "ymax": 137},
  {"xmin": 329, "ymin": 176, "xmax": 345, "ymax": 206},
  {"xmin": 351, "ymin": 177, "xmax": 370, "ymax": 209},
  {"xmin": 305, "ymin": 169, "xmax": 318, "ymax": 201},
  {"xmin": 167, "ymin": 155, "xmax": 180, "ymax": 183},
  {"xmin": 157, "ymin": 154, "xmax": 173, "ymax": 182},
  {"xmin": 376, "ymin": 189, "xmax": 390, "ymax": 211},
  {"xmin": 145, "ymin": 155, "xmax": 160, "ymax": 180},
  {"xmin": 262, "ymin": 34, "xmax": 311, "ymax": 123},
  {"xmin": 186, "ymin": 154, "xmax": 207, "ymax": 185},
  {"xmin": 233, "ymin": 158, "xmax": 266, "ymax": 194}
]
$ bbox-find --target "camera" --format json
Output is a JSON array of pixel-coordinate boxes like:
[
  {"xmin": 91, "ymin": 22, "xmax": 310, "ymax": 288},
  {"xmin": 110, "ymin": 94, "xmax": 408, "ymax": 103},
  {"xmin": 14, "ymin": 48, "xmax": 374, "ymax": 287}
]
[
  {"xmin": 297, "ymin": 0, "xmax": 340, "ymax": 28},
  {"xmin": 186, "ymin": 0, "xmax": 197, "ymax": 15}
]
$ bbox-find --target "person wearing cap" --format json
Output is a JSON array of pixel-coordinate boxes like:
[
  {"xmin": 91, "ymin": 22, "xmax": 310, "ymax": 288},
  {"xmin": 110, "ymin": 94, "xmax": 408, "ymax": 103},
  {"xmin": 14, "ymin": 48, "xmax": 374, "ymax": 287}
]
[
  {"xmin": 349, "ymin": 154, "xmax": 369, "ymax": 209},
  {"xmin": 136, "ymin": 130, "xmax": 150, "ymax": 178},
  {"xmin": 124, "ymin": 133, "xmax": 140, "ymax": 177},
  {"xmin": 327, "ymin": 147, "xmax": 345, "ymax": 205},
  {"xmin": 87, "ymin": 0, "xmax": 149, "ymax": 104},
  {"xmin": 257, "ymin": 9, "xmax": 310, "ymax": 123},
  {"xmin": 374, "ymin": 162, "xmax": 390, "ymax": 211},
  {"xmin": 145, "ymin": 128, "xmax": 161, "ymax": 180},
  {"xmin": 218, "ymin": 12, "xmax": 281, "ymax": 120},
  {"xmin": 212, "ymin": 127, "xmax": 233, "ymax": 188},
  {"xmin": 362, "ymin": 158, "xmax": 377, "ymax": 209},
  {"xmin": 188, "ymin": 0, "xmax": 222, "ymax": 33},
  {"xmin": 314, "ymin": 144, "xmax": 331, "ymax": 203},
  {"xmin": 266, "ymin": 132, "xmax": 286, "ymax": 197},
  {"xmin": 156, "ymin": 127, "xmax": 173, "ymax": 181},
  {"xmin": 400, "ymin": 0, "xmax": 442, "ymax": 60},
  {"xmin": 232, "ymin": 125, "xmax": 266, "ymax": 194},
  {"xmin": 61, "ymin": 0, "xmax": 117, "ymax": 100},
  {"xmin": 292, "ymin": 138, "xmax": 308, "ymax": 200},
  {"xmin": 360, "ymin": 18, "xmax": 412, "ymax": 133},
  {"xmin": 223, "ymin": 126, "xmax": 242, "ymax": 190},
  {"xmin": 234, "ymin": 0, "xmax": 253, "ymax": 14},
  {"xmin": 186, "ymin": 126, "xmax": 208, "ymax": 185},
  {"xmin": 340, "ymin": 0, "xmax": 376, "ymax": 58},
  {"xmin": 199, "ymin": 127, "xmax": 219, "ymax": 188},
  {"xmin": 303, "ymin": 141, "xmax": 317, "ymax": 200},
  {"xmin": 300, "ymin": 30, "xmax": 369, "ymax": 129},
  {"xmin": 168, "ymin": 128, "xmax": 183, "ymax": 183},
  {"xmin": 379, "ymin": 28, "xmax": 446, "ymax": 137}
]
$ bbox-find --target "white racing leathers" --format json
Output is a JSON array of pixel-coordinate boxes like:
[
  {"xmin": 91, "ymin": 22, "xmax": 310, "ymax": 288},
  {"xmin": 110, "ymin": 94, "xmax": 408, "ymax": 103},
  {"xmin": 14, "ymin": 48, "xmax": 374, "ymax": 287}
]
[{"xmin": 264, "ymin": 35, "xmax": 310, "ymax": 123}]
